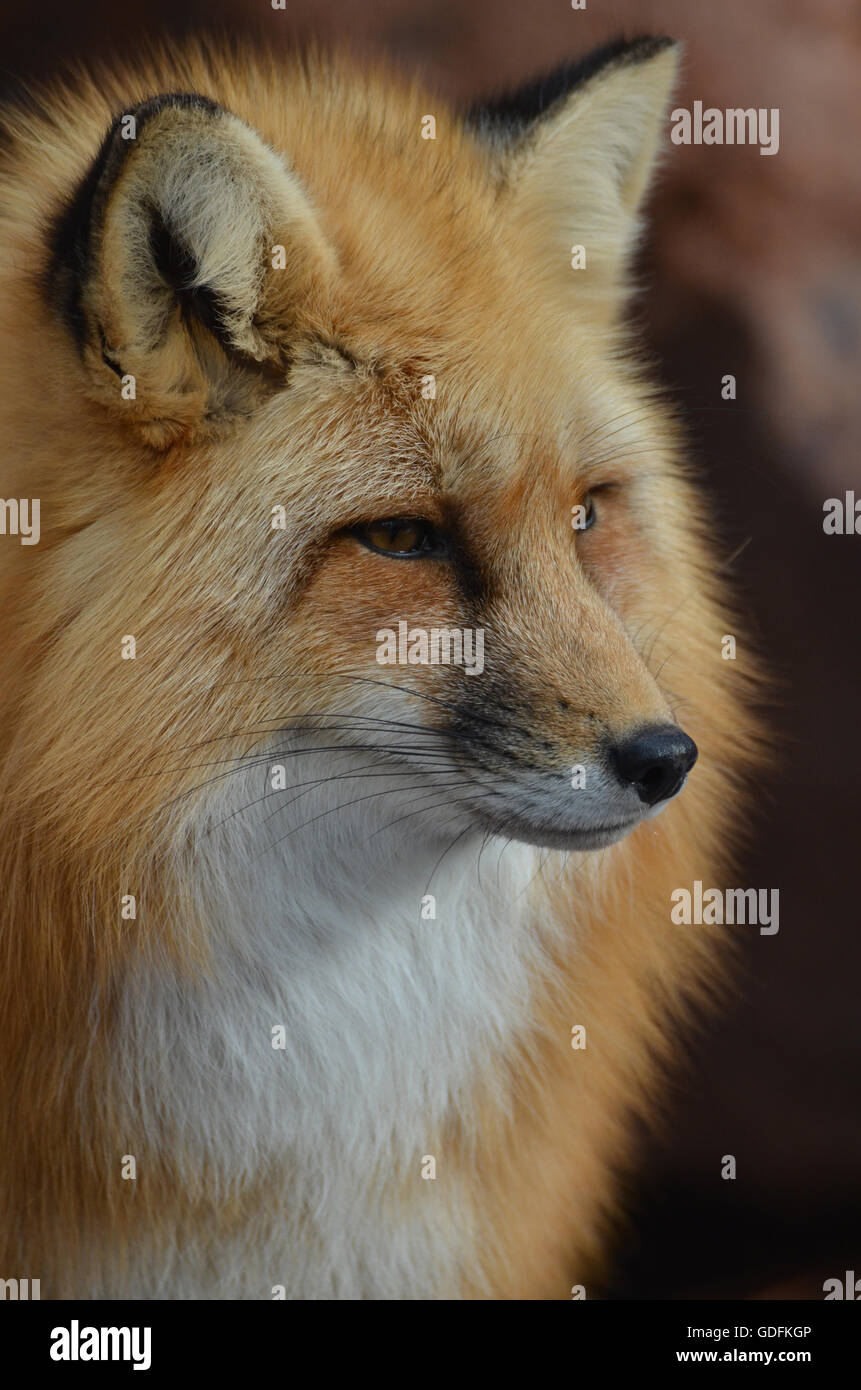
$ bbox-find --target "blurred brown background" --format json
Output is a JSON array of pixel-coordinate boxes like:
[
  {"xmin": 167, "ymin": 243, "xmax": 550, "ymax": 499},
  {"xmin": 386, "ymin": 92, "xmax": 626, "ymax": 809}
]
[{"xmin": 5, "ymin": 0, "xmax": 859, "ymax": 1298}]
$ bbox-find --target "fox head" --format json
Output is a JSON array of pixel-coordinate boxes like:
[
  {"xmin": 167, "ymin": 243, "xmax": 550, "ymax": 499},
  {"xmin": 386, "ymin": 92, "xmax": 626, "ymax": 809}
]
[{"xmin": 0, "ymin": 36, "xmax": 729, "ymax": 914}]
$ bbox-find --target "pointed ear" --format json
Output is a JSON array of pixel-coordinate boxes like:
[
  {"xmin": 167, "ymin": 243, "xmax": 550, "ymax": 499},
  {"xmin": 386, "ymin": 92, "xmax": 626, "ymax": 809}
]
[
  {"xmin": 49, "ymin": 94, "xmax": 336, "ymax": 447},
  {"xmin": 469, "ymin": 38, "xmax": 680, "ymax": 317}
]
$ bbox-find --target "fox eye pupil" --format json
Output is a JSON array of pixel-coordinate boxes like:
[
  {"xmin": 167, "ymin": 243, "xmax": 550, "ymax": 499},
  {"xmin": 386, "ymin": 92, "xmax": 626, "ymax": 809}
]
[{"xmin": 354, "ymin": 518, "xmax": 440, "ymax": 558}]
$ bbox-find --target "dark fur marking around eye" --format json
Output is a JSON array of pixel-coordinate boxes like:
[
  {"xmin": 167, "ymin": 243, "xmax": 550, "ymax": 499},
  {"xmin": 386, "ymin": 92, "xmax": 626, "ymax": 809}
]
[{"xmin": 442, "ymin": 507, "xmax": 490, "ymax": 613}]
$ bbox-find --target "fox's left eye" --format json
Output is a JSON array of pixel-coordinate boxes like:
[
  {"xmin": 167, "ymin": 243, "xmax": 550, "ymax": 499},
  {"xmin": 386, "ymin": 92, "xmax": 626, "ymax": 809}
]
[
  {"xmin": 572, "ymin": 493, "xmax": 597, "ymax": 531},
  {"xmin": 353, "ymin": 518, "xmax": 445, "ymax": 558}
]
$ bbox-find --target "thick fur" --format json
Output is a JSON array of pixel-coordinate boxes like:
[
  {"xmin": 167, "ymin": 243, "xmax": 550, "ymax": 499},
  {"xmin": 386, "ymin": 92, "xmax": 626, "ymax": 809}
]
[{"xmin": 0, "ymin": 38, "xmax": 757, "ymax": 1298}]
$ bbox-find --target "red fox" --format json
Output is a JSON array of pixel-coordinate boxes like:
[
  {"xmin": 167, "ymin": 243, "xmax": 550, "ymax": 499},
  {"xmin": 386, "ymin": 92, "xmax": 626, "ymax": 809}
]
[{"xmin": 0, "ymin": 35, "xmax": 755, "ymax": 1298}]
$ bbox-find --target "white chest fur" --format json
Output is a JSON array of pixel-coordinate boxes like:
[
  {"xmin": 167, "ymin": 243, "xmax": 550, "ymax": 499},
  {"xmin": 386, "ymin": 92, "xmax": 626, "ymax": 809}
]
[{"xmin": 109, "ymin": 756, "xmax": 550, "ymax": 1298}]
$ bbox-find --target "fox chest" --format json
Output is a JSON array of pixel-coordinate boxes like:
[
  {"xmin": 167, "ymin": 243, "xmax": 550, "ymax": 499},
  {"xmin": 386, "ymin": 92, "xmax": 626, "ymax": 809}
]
[{"xmin": 110, "ymin": 837, "xmax": 544, "ymax": 1297}]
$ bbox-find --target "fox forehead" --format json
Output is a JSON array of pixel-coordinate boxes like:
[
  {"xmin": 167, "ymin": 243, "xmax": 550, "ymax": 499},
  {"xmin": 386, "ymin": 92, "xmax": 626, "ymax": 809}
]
[
  {"xmin": 232, "ymin": 336, "xmax": 654, "ymax": 554},
  {"xmin": 271, "ymin": 130, "xmax": 660, "ymax": 505},
  {"xmin": 285, "ymin": 169, "xmax": 621, "ymax": 473},
  {"xmin": 252, "ymin": 320, "xmax": 661, "ymax": 508}
]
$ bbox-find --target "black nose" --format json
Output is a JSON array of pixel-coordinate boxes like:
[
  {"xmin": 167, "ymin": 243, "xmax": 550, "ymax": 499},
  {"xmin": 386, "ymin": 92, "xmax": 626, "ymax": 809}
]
[{"xmin": 611, "ymin": 724, "xmax": 698, "ymax": 807}]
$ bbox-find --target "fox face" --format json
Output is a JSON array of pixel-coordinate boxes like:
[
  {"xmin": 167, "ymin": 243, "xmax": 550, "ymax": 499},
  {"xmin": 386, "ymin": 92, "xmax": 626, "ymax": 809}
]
[
  {"xmin": 292, "ymin": 444, "xmax": 697, "ymax": 855},
  {"xmin": 2, "ymin": 37, "xmax": 703, "ymax": 876}
]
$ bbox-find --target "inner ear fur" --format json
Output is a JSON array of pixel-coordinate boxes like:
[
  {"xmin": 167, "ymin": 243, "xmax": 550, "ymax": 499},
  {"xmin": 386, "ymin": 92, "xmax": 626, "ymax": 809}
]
[
  {"xmin": 468, "ymin": 38, "xmax": 680, "ymax": 317},
  {"xmin": 50, "ymin": 93, "xmax": 336, "ymax": 447}
]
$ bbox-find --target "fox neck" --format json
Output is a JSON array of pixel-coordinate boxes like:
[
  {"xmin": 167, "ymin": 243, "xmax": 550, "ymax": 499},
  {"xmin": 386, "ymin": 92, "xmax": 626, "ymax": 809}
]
[
  {"xmin": 137, "ymin": 766, "xmax": 549, "ymax": 1162},
  {"xmin": 105, "ymin": 756, "xmax": 555, "ymax": 1295}
]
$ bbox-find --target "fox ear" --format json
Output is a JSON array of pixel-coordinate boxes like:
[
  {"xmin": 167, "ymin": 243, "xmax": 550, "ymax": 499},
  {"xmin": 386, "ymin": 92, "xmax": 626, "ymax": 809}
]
[
  {"xmin": 50, "ymin": 94, "xmax": 335, "ymax": 447},
  {"xmin": 469, "ymin": 38, "xmax": 680, "ymax": 316}
]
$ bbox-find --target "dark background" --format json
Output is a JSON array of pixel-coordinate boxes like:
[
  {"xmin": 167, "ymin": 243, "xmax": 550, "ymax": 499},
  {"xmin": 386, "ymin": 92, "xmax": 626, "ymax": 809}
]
[{"xmin": 5, "ymin": 0, "xmax": 858, "ymax": 1299}]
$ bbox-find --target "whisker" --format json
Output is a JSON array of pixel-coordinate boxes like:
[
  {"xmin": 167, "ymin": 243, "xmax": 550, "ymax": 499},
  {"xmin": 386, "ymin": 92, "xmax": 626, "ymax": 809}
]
[
  {"xmin": 260, "ymin": 759, "xmax": 464, "ymax": 828},
  {"xmin": 209, "ymin": 760, "xmax": 464, "ymax": 837},
  {"xmin": 87, "ymin": 742, "xmax": 456, "ymax": 856},
  {"xmin": 332, "ymin": 673, "xmax": 514, "ymax": 734},
  {"xmin": 421, "ymin": 824, "xmax": 475, "ymax": 901},
  {"xmin": 169, "ymin": 711, "xmax": 459, "ymax": 754},
  {"xmin": 569, "ymin": 403, "xmax": 657, "ymax": 446},
  {"xmin": 257, "ymin": 778, "xmax": 472, "ymax": 861},
  {"xmin": 367, "ymin": 786, "xmax": 481, "ymax": 840}
]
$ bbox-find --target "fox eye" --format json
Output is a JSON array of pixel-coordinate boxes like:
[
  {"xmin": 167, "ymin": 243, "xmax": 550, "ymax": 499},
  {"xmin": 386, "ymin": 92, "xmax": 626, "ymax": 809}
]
[
  {"xmin": 353, "ymin": 518, "xmax": 444, "ymax": 558},
  {"xmin": 572, "ymin": 493, "xmax": 597, "ymax": 532}
]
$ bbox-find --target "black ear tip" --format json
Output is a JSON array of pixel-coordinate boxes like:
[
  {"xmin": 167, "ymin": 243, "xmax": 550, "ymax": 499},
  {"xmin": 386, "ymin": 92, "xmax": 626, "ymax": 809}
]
[
  {"xmin": 466, "ymin": 34, "xmax": 679, "ymax": 136},
  {"xmin": 622, "ymin": 35, "xmax": 678, "ymax": 60}
]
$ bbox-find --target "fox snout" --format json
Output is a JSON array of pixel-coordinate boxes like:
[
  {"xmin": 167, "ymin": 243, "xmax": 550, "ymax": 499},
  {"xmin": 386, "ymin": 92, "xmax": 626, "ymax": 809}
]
[
  {"xmin": 442, "ymin": 635, "xmax": 699, "ymax": 850},
  {"xmin": 452, "ymin": 710, "xmax": 698, "ymax": 852}
]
